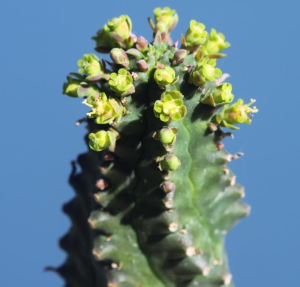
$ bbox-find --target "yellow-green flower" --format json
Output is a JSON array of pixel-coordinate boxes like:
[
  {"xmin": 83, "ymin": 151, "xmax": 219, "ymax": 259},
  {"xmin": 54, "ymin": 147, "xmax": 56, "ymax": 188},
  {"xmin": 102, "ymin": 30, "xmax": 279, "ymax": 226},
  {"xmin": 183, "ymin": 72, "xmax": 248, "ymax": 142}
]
[
  {"xmin": 84, "ymin": 93, "xmax": 124, "ymax": 124},
  {"xmin": 184, "ymin": 20, "xmax": 208, "ymax": 48},
  {"xmin": 77, "ymin": 54, "xmax": 105, "ymax": 81},
  {"xmin": 216, "ymin": 99, "xmax": 258, "ymax": 129},
  {"xmin": 154, "ymin": 90, "xmax": 187, "ymax": 122},
  {"xmin": 189, "ymin": 58, "xmax": 222, "ymax": 86},
  {"xmin": 93, "ymin": 15, "xmax": 134, "ymax": 52},
  {"xmin": 109, "ymin": 68, "xmax": 135, "ymax": 96},
  {"xmin": 88, "ymin": 130, "xmax": 117, "ymax": 152},
  {"xmin": 153, "ymin": 7, "xmax": 178, "ymax": 32},
  {"xmin": 202, "ymin": 29, "xmax": 230, "ymax": 56},
  {"xmin": 154, "ymin": 66, "xmax": 176, "ymax": 86},
  {"xmin": 202, "ymin": 83, "xmax": 234, "ymax": 107}
]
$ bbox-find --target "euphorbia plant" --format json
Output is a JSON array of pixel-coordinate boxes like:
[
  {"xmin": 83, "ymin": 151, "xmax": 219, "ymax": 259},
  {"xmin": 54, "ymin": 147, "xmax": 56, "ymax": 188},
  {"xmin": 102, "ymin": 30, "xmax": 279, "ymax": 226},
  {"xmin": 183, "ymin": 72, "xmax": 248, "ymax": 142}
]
[{"xmin": 52, "ymin": 6, "xmax": 258, "ymax": 287}]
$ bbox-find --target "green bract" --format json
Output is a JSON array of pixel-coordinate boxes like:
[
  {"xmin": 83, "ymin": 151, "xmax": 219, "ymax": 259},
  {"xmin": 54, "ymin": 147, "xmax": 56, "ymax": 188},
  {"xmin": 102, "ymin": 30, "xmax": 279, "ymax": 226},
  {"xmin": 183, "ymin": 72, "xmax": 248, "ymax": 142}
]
[
  {"xmin": 216, "ymin": 98, "xmax": 258, "ymax": 129},
  {"xmin": 154, "ymin": 90, "xmax": 186, "ymax": 122},
  {"xmin": 109, "ymin": 68, "xmax": 135, "ymax": 96},
  {"xmin": 189, "ymin": 57, "xmax": 222, "ymax": 86},
  {"xmin": 184, "ymin": 20, "xmax": 208, "ymax": 48},
  {"xmin": 202, "ymin": 28, "xmax": 231, "ymax": 56},
  {"xmin": 77, "ymin": 54, "xmax": 105, "ymax": 81},
  {"xmin": 84, "ymin": 93, "xmax": 124, "ymax": 124},
  {"xmin": 93, "ymin": 15, "xmax": 134, "ymax": 52},
  {"xmin": 88, "ymin": 130, "xmax": 117, "ymax": 152},
  {"xmin": 202, "ymin": 83, "xmax": 234, "ymax": 107},
  {"xmin": 154, "ymin": 66, "xmax": 176, "ymax": 86},
  {"xmin": 153, "ymin": 7, "xmax": 178, "ymax": 32}
]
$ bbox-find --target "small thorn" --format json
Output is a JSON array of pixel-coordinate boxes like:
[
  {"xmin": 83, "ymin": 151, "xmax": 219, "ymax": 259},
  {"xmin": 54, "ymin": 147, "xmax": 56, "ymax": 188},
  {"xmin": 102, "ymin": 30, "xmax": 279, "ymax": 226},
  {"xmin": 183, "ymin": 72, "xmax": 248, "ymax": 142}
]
[
  {"xmin": 103, "ymin": 152, "xmax": 114, "ymax": 161},
  {"xmin": 111, "ymin": 263, "xmax": 118, "ymax": 269},
  {"xmin": 232, "ymin": 152, "xmax": 244, "ymax": 159},
  {"xmin": 108, "ymin": 283, "xmax": 117, "ymax": 287},
  {"xmin": 195, "ymin": 249, "xmax": 203, "ymax": 254},
  {"xmin": 216, "ymin": 142, "xmax": 224, "ymax": 150},
  {"xmin": 202, "ymin": 267, "xmax": 211, "ymax": 276},
  {"xmin": 100, "ymin": 166, "xmax": 107, "ymax": 174},
  {"xmin": 94, "ymin": 193, "xmax": 101, "ymax": 202},
  {"xmin": 230, "ymin": 176, "xmax": 236, "ymax": 186},
  {"xmin": 179, "ymin": 228, "xmax": 187, "ymax": 234},
  {"xmin": 219, "ymin": 132, "xmax": 234, "ymax": 140},
  {"xmin": 95, "ymin": 179, "xmax": 108, "ymax": 190},
  {"xmin": 93, "ymin": 249, "xmax": 102, "ymax": 260},
  {"xmin": 208, "ymin": 123, "xmax": 218, "ymax": 132},
  {"xmin": 88, "ymin": 218, "xmax": 96, "ymax": 228},
  {"xmin": 75, "ymin": 117, "xmax": 87, "ymax": 126},
  {"xmin": 186, "ymin": 247, "xmax": 196, "ymax": 257},
  {"xmin": 164, "ymin": 200, "xmax": 173, "ymax": 208},
  {"xmin": 168, "ymin": 222, "xmax": 178, "ymax": 232},
  {"xmin": 240, "ymin": 187, "xmax": 245, "ymax": 198},
  {"xmin": 223, "ymin": 273, "xmax": 232, "ymax": 285},
  {"xmin": 213, "ymin": 259, "xmax": 219, "ymax": 265},
  {"xmin": 222, "ymin": 166, "xmax": 230, "ymax": 175},
  {"xmin": 106, "ymin": 236, "xmax": 112, "ymax": 242},
  {"xmin": 44, "ymin": 266, "xmax": 57, "ymax": 273}
]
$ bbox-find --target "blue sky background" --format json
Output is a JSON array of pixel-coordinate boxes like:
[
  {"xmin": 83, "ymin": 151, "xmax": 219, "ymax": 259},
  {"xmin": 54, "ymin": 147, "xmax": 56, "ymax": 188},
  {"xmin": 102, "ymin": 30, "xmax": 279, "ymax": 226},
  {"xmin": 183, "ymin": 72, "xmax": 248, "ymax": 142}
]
[{"xmin": 1, "ymin": 1, "xmax": 299, "ymax": 286}]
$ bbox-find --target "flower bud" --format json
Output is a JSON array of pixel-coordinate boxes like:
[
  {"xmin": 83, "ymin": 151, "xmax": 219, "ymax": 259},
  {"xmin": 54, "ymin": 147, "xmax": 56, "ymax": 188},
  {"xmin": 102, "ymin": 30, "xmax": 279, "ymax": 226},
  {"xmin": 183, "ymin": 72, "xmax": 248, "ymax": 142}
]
[
  {"xmin": 88, "ymin": 130, "xmax": 117, "ymax": 152},
  {"xmin": 202, "ymin": 29, "xmax": 230, "ymax": 56},
  {"xmin": 110, "ymin": 48, "xmax": 129, "ymax": 67},
  {"xmin": 77, "ymin": 54, "xmax": 104, "ymax": 80},
  {"xmin": 126, "ymin": 48, "xmax": 143, "ymax": 59},
  {"xmin": 216, "ymin": 99, "xmax": 258, "ymax": 129},
  {"xmin": 153, "ymin": 127, "xmax": 178, "ymax": 145},
  {"xmin": 160, "ymin": 181, "xmax": 176, "ymax": 193},
  {"xmin": 63, "ymin": 76, "xmax": 81, "ymax": 97},
  {"xmin": 108, "ymin": 68, "xmax": 135, "ymax": 96},
  {"xmin": 93, "ymin": 15, "xmax": 133, "ymax": 52},
  {"xmin": 136, "ymin": 36, "xmax": 148, "ymax": 51},
  {"xmin": 154, "ymin": 90, "xmax": 187, "ymax": 122},
  {"xmin": 159, "ymin": 154, "xmax": 181, "ymax": 171},
  {"xmin": 83, "ymin": 92, "xmax": 124, "ymax": 124},
  {"xmin": 136, "ymin": 60, "xmax": 149, "ymax": 71},
  {"xmin": 184, "ymin": 20, "xmax": 208, "ymax": 49},
  {"xmin": 63, "ymin": 75, "xmax": 102, "ymax": 98},
  {"xmin": 154, "ymin": 66, "xmax": 176, "ymax": 86},
  {"xmin": 153, "ymin": 7, "xmax": 178, "ymax": 32},
  {"xmin": 172, "ymin": 49, "xmax": 188, "ymax": 65},
  {"xmin": 202, "ymin": 83, "xmax": 234, "ymax": 107},
  {"xmin": 189, "ymin": 58, "xmax": 222, "ymax": 86}
]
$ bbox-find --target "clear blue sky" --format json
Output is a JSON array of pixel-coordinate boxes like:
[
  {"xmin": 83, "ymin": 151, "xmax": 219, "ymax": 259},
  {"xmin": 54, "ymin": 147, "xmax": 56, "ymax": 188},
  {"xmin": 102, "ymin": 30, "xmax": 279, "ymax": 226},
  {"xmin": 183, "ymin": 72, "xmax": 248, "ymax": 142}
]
[{"xmin": 1, "ymin": 1, "xmax": 299, "ymax": 286}]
